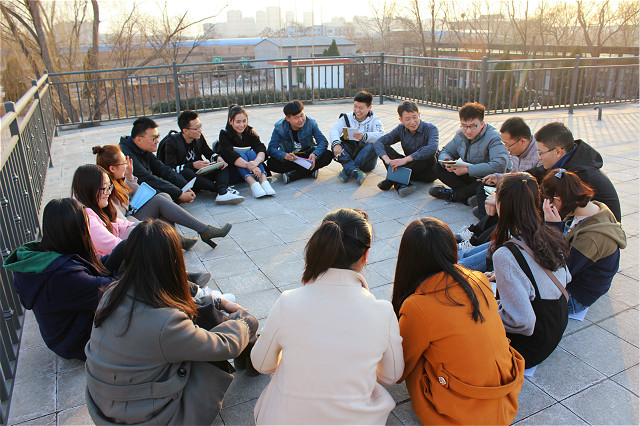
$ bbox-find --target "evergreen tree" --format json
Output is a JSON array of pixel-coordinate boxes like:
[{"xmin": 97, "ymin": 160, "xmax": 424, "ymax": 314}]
[{"xmin": 322, "ymin": 40, "xmax": 341, "ymax": 57}]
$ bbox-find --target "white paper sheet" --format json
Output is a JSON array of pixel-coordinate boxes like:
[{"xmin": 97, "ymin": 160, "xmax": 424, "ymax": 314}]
[{"xmin": 182, "ymin": 177, "xmax": 197, "ymax": 192}]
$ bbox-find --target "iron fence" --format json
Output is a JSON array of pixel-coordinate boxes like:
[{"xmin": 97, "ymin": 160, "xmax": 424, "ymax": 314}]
[
  {"xmin": 47, "ymin": 54, "xmax": 639, "ymax": 126},
  {"xmin": 0, "ymin": 74, "xmax": 55, "ymax": 424}
]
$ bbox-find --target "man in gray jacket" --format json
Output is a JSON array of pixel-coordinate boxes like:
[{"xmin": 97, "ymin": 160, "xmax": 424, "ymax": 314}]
[{"xmin": 430, "ymin": 102, "xmax": 509, "ymax": 205}]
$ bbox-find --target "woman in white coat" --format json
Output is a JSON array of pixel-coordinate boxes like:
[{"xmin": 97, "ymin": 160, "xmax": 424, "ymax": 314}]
[{"xmin": 251, "ymin": 208, "xmax": 404, "ymax": 425}]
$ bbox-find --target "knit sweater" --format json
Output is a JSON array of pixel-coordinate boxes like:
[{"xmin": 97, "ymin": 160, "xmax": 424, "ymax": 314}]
[{"xmin": 494, "ymin": 244, "xmax": 570, "ymax": 336}]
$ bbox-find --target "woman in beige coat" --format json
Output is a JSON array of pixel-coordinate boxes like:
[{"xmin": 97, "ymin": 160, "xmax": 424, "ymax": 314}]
[
  {"xmin": 85, "ymin": 220, "xmax": 258, "ymax": 425},
  {"xmin": 251, "ymin": 208, "xmax": 404, "ymax": 425}
]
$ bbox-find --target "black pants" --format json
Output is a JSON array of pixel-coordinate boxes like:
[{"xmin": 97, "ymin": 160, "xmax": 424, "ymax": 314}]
[
  {"xmin": 433, "ymin": 162, "xmax": 481, "ymax": 202},
  {"xmin": 382, "ymin": 146, "xmax": 437, "ymax": 183},
  {"xmin": 180, "ymin": 167, "xmax": 230, "ymax": 194},
  {"xmin": 267, "ymin": 149, "xmax": 333, "ymax": 178}
]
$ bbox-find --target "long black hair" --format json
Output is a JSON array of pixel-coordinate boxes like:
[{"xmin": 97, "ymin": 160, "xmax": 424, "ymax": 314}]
[
  {"xmin": 72, "ymin": 164, "xmax": 117, "ymax": 233},
  {"xmin": 39, "ymin": 198, "xmax": 109, "ymax": 276},
  {"xmin": 490, "ymin": 172, "xmax": 568, "ymax": 270},
  {"xmin": 391, "ymin": 217, "xmax": 487, "ymax": 322},
  {"xmin": 302, "ymin": 208, "xmax": 372, "ymax": 284},
  {"xmin": 93, "ymin": 219, "xmax": 195, "ymax": 332}
]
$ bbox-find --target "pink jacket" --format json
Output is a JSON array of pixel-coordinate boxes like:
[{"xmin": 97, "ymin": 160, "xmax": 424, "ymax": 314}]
[{"xmin": 85, "ymin": 207, "xmax": 135, "ymax": 256}]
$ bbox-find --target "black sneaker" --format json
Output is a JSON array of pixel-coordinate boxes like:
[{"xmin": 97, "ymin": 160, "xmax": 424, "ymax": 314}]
[
  {"xmin": 282, "ymin": 172, "xmax": 293, "ymax": 184},
  {"xmin": 467, "ymin": 195, "xmax": 478, "ymax": 207},
  {"xmin": 377, "ymin": 179, "xmax": 394, "ymax": 191},
  {"xmin": 397, "ymin": 183, "xmax": 417, "ymax": 197},
  {"xmin": 429, "ymin": 185, "xmax": 455, "ymax": 202}
]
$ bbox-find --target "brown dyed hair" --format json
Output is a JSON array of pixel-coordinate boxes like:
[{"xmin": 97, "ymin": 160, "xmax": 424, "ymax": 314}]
[
  {"xmin": 93, "ymin": 145, "xmax": 131, "ymax": 208},
  {"xmin": 302, "ymin": 208, "xmax": 372, "ymax": 284},
  {"xmin": 540, "ymin": 168, "xmax": 595, "ymax": 219},
  {"xmin": 459, "ymin": 102, "xmax": 485, "ymax": 121},
  {"xmin": 392, "ymin": 218, "xmax": 486, "ymax": 322},
  {"xmin": 72, "ymin": 164, "xmax": 117, "ymax": 234},
  {"xmin": 490, "ymin": 172, "xmax": 568, "ymax": 271},
  {"xmin": 93, "ymin": 219, "xmax": 196, "ymax": 332}
]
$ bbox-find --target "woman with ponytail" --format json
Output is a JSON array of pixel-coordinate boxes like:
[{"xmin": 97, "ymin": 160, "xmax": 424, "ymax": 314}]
[
  {"xmin": 392, "ymin": 217, "xmax": 524, "ymax": 425},
  {"xmin": 250, "ymin": 208, "xmax": 403, "ymax": 425}
]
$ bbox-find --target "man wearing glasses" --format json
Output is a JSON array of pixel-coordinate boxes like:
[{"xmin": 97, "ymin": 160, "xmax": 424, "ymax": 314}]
[
  {"xmin": 161, "ymin": 110, "xmax": 244, "ymax": 205},
  {"xmin": 120, "ymin": 117, "xmax": 196, "ymax": 205},
  {"xmin": 528, "ymin": 122, "xmax": 621, "ymax": 221},
  {"xmin": 430, "ymin": 102, "xmax": 510, "ymax": 205}
]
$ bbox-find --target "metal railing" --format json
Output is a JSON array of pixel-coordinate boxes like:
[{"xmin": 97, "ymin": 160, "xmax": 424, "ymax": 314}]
[
  {"xmin": 47, "ymin": 53, "xmax": 639, "ymax": 126},
  {"xmin": 0, "ymin": 74, "xmax": 55, "ymax": 424}
]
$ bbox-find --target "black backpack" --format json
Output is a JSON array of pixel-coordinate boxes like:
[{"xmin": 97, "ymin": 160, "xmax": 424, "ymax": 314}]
[{"xmin": 157, "ymin": 130, "xmax": 180, "ymax": 163}]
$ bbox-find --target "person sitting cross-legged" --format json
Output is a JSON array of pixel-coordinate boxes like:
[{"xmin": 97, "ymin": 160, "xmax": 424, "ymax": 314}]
[
  {"xmin": 162, "ymin": 110, "xmax": 244, "ymax": 205},
  {"xmin": 374, "ymin": 100, "xmax": 439, "ymax": 197},
  {"xmin": 431, "ymin": 102, "xmax": 510, "ymax": 205},
  {"xmin": 329, "ymin": 91, "xmax": 383, "ymax": 186},
  {"xmin": 267, "ymin": 100, "xmax": 333, "ymax": 184}
]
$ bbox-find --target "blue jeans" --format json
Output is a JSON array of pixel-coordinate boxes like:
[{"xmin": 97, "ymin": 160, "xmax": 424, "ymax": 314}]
[
  {"xmin": 567, "ymin": 294, "xmax": 589, "ymax": 314},
  {"xmin": 336, "ymin": 143, "xmax": 378, "ymax": 175},
  {"xmin": 458, "ymin": 242, "xmax": 489, "ymax": 272},
  {"xmin": 235, "ymin": 150, "xmax": 266, "ymax": 179}
]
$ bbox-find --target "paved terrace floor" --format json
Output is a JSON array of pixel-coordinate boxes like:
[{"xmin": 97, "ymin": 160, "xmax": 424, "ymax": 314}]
[{"xmin": 7, "ymin": 101, "xmax": 639, "ymax": 426}]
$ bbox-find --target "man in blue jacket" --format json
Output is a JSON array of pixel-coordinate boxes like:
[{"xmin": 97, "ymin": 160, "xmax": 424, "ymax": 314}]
[
  {"xmin": 431, "ymin": 102, "xmax": 510, "ymax": 205},
  {"xmin": 267, "ymin": 100, "xmax": 332, "ymax": 184}
]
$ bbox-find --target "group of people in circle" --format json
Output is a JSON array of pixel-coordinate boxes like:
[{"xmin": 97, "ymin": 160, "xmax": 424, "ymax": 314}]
[{"xmin": 3, "ymin": 93, "xmax": 626, "ymax": 425}]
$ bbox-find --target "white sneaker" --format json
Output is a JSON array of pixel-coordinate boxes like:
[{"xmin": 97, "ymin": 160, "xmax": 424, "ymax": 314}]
[
  {"xmin": 456, "ymin": 226, "xmax": 474, "ymax": 242},
  {"xmin": 251, "ymin": 181, "xmax": 267, "ymax": 198},
  {"xmin": 227, "ymin": 186, "xmax": 241, "ymax": 196},
  {"xmin": 216, "ymin": 190, "xmax": 245, "ymax": 205},
  {"xmin": 261, "ymin": 180, "xmax": 276, "ymax": 196}
]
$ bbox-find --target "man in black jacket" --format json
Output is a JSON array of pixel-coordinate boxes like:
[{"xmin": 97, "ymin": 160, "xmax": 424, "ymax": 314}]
[
  {"xmin": 162, "ymin": 110, "xmax": 244, "ymax": 205},
  {"xmin": 529, "ymin": 122, "xmax": 621, "ymax": 221},
  {"xmin": 120, "ymin": 117, "xmax": 196, "ymax": 205}
]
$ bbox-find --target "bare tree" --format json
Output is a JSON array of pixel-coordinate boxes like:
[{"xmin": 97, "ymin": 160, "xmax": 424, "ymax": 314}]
[
  {"xmin": 443, "ymin": 0, "xmax": 504, "ymax": 58},
  {"xmin": 576, "ymin": 0, "xmax": 639, "ymax": 57},
  {"xmin": 398, "ymin": 0, "xmax": 444, "ymax": 57},
  {"xmin": 355, "ymin": 1, "xmax": 397, "ymax": 54}
]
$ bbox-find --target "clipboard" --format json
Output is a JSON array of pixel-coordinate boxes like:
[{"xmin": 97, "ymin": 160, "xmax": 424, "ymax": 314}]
[
  {"xmin": 196, "ymin": 162, "xmax": 224, "ymax": 175},
  {"xmin": 386, "ymin": 166, "xmax": 412, "ymax": 185}
]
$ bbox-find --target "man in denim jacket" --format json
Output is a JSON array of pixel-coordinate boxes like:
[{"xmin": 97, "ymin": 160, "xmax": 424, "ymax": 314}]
[{"xmin": 267, "ymin": 100, "xmax": 332, "ymax": 184}]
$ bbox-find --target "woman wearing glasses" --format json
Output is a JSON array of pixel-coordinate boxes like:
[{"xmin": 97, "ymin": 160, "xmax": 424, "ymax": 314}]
[
  {"xmin": 94, "ymin": 145, "xmax": 231, "ymax": 250},
  {"xmin": 72, "ymin": 164, "xmax": 137, "ymax": 256}
]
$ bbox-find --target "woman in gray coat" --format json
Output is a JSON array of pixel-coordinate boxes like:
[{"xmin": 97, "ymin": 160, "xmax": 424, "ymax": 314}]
[{"xmin": 85, "ymin": 219, "xmax": 258, "ymax": 425}]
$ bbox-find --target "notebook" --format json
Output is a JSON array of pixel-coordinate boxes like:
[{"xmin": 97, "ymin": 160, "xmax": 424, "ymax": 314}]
[{"xmin": 386, "ymin": 166, "xmax": 412, "ymax": 185}]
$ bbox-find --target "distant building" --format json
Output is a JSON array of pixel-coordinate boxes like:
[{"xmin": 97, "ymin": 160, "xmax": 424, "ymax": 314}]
[{"xmin": 254, "ymin": 36, "xmax": 357, "ymax": 66}]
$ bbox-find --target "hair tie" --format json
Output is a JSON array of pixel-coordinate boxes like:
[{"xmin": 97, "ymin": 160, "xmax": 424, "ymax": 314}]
[{"xmin": 555, "ymin": 168, "xmax": 566, "ymax": 178}]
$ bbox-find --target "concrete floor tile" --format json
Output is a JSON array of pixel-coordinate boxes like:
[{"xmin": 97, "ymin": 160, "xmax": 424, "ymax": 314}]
[
  {"xmin": 220, "ymin": 398, "xmax": 257, "ymax": 425},
  {"xmin": 56, "ymin": 404, "xmax": 94, "ymax": 425},
  {"xmin": 385, "ymin": 382, "xmax": 411, "ymax": 404},
  {"xmin": 234, "ymin": 288, "xmax": 282, "ymax": 320},
  {"xmin": 370, "ymin": 283, "xmax": 394, "ymax": 302},
  {"xmin": 385, "ymin": 411, "xmax": 403, "ymax": 425},
  {"xmin": 262, "ymin": 260, "xmax": 304, "ymax": 289},
  {"xmin": 373, "ymin": 202, "xmax": 422, "ymax": 221},
  {"xmin": 208, "ymin": 254, "xmax": 258, "ymax": 280},
  {"xmin": 57, "ymin": 365, "xmax": 86, "ymax": 411},
  {"xmin": 514, "ymin": 402, "xmax": 588, "ymax": 425},
  {"xmin": 584, "ymin": 295, "xmax": 634, "ymax": 322},
  {"xmin": 391, "ymin": 400, "xmax": 421, "ymax": 426},
  {"xmin": 258, "ymin": 212, "xmax": 305, "ymax": 231},
  {"xmin": 368, "ymin": 239, "xmax": 399, "ymax": 263},
  {"xmin": 563, "ymin": 317, "xmax": 593, "ymax": 337},
  {"xmin": 222, "ymin": 370, "xmax": 271, "ymax": 408},
  {"xmin": 562, "ymin": 380, "xmax": 639, "ymax": 425},
  {"xmin": 368, "ymin": 257, "xmax": 399, "ymax": 282},
  {"xmin": 14, "ymin": 346, "xmax": 56, "ymax": 385},
  {"xmin": 527, "ymin": 347, "xmax": 605, "ymax": 401},
  {"xmin": 197, "ymin": 238, "xmax": 245, "ymax": 262},
  {"xmin": 246, "ymin": 244, "xmax": 302, "ymax": 270},
  {"xmin": 7, "ymin": 375, "xmax": 56, "ymax": 425},
  {"xmin": 361, "ymin": 266, "xmax": 393, "ymax": 289},
  {"xmin": 13, "ymin": 413, "xmax": 57, "ymax": 425},
  {"xmin": 560, "ymin": 324, "xmax": 638, "ymax": 376},
  {"xmin": 372, "ymin": 220, "xmax": 406, "ymax": 241},
  {"xmin": 598, "ymin": 308, "xmax": 639, "ymax": 347},
  {"xmin": 18, "ymin": 316, "xmax": 46, "ymax": 350},
  {"xmin": 213, "ymin": 209, "xmax": 257, "ymax": 225},
  {"xmin": 611, "ymin": 365, "xmax": 639, "ymax": 397},
  {"xmin": 607, "ymin": 273, "xmax": 640, "ymax": 307},
  {"xmin": 513, "ymin": 379, "xmax": 556, "ymax": 423},
  {"xmin": 214, "ymin": 270, "xmax": 276, "ymax": 296}
]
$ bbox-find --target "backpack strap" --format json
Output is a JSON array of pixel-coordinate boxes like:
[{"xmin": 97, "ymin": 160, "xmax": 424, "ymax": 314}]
[
  {"xmin": 339, "ymin": 113, "xmax": 351, "ymax": 128},
  {"xmin": 507, "ymin": 239, "xmax": 569, "ymax": 302},
  {"xmin": 504, "ymin": 242, "xmax": 541, "ymax": 300}
]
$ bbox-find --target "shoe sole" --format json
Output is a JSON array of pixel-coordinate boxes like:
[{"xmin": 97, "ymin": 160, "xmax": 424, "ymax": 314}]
[
  {"xmin": 216, "ymin": 198, "xmax": 245, "ymax": 205},
  {"xmin": 191, "ymin": 272, "xmax": 211, "ymax": 287},
  {"xmin": 398, "ymin": 186, "xmax": 417, "ymax": 197}
]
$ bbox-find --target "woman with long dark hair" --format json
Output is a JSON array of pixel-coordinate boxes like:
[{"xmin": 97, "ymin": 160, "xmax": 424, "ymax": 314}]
[
  {"xmin": 392, "ymin": 217, "xmax": 524, "ymax": 425},
  {"xmin": 218, "ymin": 105, "xmax": 275, "ymax": 198},
  {"xmin": 3, "ymin": 198, "xmax": 117, "ymax": 360},
  {"xmin": 541, "ymin": 168, "xmax": 626, "ymax": 314},
  {"xmin": 85, "ymin": 219, "xmax": 258, "ymax": 425},
  {"xmin": 94, "ymin": 145, "xmax": 231, "ymax": 250},
  {"xmin": 251, "ymin": 208, "xmax": 403, "ymax": 424},
  {"xmin": 489, "ymin": 172, "xmax": 571, "ymax": 368}
]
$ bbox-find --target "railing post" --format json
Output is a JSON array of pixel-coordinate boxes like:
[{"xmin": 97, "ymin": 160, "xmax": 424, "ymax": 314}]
[
  {"xmin": 4, "ymin": 102, "xmax": 19, "ymax": 137},
  {"xmin": 287, "ymin": 56, "xmax": 293, "ymax": 101},
  {"xmin": 172, "ymin": 61, "xmax": 181, "ymax": 113},
  {"xmin": 379, "ymin": 52, "xmax": 385, "ymax": 105},
  {"xmin": 479, "ymin": 56, "xmax": 488, "ymax": 106},
  {"xmin": 568, "ymin": 54, "xmax": 581, "ymax": 114},
  {"xmin": 31, "ymin": 79, "xmax": 54, "ymax": 168}
]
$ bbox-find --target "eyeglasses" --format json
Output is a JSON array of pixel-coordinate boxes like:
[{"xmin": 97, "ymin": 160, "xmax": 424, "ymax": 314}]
[
  {"xmin": 537, "ymin": 148, "xmax": 554, "ymax": 157},
  {"xmin": 460, "ymin": 122, "xmax": 481, "ymax": 131},
  {"xmin": 114, "ymin": 162, "xmax": 127, "ymax": 166},
  {"xmin": 186, "ymin": 124, "xmax": 203, "ymax": 131},
  {"xmin": 502, "ymin": 138, "xmax": 521, "ymax": 149},
  {"xmin": 100, "ymin": 184, "xmax": 114, "ymax": 194},
  {"xmin": 145, "ymin": 134, "xmax": 160, "ymax": 142}
]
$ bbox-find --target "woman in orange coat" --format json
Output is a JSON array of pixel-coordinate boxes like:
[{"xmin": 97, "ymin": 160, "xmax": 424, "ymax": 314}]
[{"xmin": 392, "ymin": 218, "xmax": 525, "ymax": 425}]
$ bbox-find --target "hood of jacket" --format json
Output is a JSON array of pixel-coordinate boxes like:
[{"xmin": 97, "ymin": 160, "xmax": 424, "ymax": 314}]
[
  {"xmin": 566, "ymin": 201, "xmax": 627, "ymax": 259},
  {"xmin": 561, "ymin": 139, "xmax": 603, "ymax": 172},
  {"xmin": 3, "ymin": 241, "xmax": 62, "ymax": 274}
]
